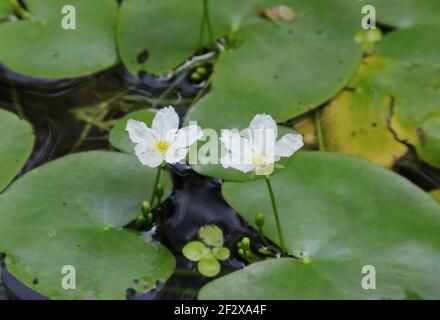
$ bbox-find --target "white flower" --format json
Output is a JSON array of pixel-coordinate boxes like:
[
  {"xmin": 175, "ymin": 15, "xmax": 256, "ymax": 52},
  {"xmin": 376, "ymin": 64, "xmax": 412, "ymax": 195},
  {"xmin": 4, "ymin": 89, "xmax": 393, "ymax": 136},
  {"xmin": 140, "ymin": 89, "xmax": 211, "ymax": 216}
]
[
  {"xmin": 220, "ymin": 114, "xmax": 303, "ymax": 175},
  {"xmin": 126, "ymin": 106, "xmax": 203, "ymax": 168}
]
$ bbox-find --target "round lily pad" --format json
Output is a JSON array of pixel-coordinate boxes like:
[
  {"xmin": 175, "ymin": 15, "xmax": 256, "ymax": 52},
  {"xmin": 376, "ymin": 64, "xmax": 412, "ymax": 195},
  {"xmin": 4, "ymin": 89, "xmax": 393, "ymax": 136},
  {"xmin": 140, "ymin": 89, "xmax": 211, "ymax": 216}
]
[
  {"xmin": 118, "ymin": 0, "xmax": 255, "ymax": 76},
  {"xmin": 0, "ymin": 109, "xmax": 34, "ymax": 192},
  {"xmin": 0, "ymin": 151, "xmax": 175, "ymax": 299},
  {"xmin": 109, "ymin": 109, "xmax": 157, "ymax": 154},
  {"xmin": 182, "ymin": 241, "xmax": 209, "ymax": 262},
  {"xmin": 367, "ymin": 0, "xmax": 440, "ymax": 28},
  {"xmin": 199, "ymin": 152, "xmax": 440, "ymax": 299},
  {"xmin": 185, "ymin": 0, "xmax": 363, "ymax": 131},
  {"xmin": 0, "ymin": 0, "xmax": 118, "ymax": 78},
  {"xmin": 198, "ymin": 225, "xmax": 224, "ymax": 247},
  {"xmin": 198, "ymin": 256, "xmax": 221, "ymax": 278},
  {"xmin": 0, "ymin": 1, "xmax": 13, "ymax": 20}
]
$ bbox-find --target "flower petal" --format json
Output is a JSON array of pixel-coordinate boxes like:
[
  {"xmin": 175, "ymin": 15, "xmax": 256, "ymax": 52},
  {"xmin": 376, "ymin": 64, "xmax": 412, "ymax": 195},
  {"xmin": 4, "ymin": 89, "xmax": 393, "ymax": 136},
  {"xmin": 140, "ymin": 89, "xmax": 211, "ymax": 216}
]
[
  {"xmin": 152, "ymin": 106, "xmax": 179, "ymax": 140},
  {"xmin": 165, "ymin": 145, "xmax": 189, "ymax": 164},
  {"xmin": 220, "ymin": 130, "xmax": 254, "ymax": 173},
  {"xmin": 126, "ymin": 119, "xmax": 156, "ymax": 145},
  {"xmin": 134, "ymin": 144, "xmax": 163, "ymax": 168},
  {"xmin": 220, "ymin": 152, "xmax": 254, "ymax": 173},
  {"xmin": 249, "ymin": 114, "xmax": 277, "ymax": 154},
  {"xmin": 274, "ymin": 133, "xmax": 304, "ymax": 160},
  {"xmin": 173, "ymin": 123, "xmax": 203, "ymax": 149}
]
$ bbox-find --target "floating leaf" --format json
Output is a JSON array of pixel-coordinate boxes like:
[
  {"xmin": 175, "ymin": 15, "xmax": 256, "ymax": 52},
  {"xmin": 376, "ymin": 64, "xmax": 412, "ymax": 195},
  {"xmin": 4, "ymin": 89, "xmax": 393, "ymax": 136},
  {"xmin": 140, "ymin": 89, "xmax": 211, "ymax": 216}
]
[
  {"xmin": 198, "ymin": 255, "xmax": 221, "ymax": 278},
  {"xmin": 118, "ymin": 0, "xmax": 256, "ymax": 76},
  {"xmin": 182, "ymin": 241, "xmax": 210, "ymax": 262},
  {"xmin": 0, "ymin": 0, "xmax": 118, "ymax": 78},
  {"xmin": 415, "ymin": 118, "xmax": 440, "ymax": 168},
  {"xmin": 109, "ymin": 109, "xmax": 157, "ymax": 154},
  {"xmin": 367, "ymin": 0, "xmax": 440, "ymax": 28},
  {"xmin": 185, "ymin": 0, "xmax": 362, "ymax": 131},
  {"xmin": 212, "ymin": 247, "xmax": 230, "ymax": 261},
  {"xmin": 0, "ymin": 109, "xmax": 34, "ymax": 192},
  {"xmin": 321, "ymin": 56, "xmax": 407, "ymax": 168},
  {"xmin": 200, "ymin": 152, "xmax": 440, "ymax": 299},
  {"xmin": 0, "ymin": 1, "xmax": 13, "ymax": 20},
  {"xmin": 0, "ymin": 151, "xmax": 174, "ymax": 299},
  {"xmin": 198, "ymin": 225, "xmax": 223, "ymax": 248},
  {"xmin": 430, "ymin": 190, "xmax": 440, "ymax": 203}
]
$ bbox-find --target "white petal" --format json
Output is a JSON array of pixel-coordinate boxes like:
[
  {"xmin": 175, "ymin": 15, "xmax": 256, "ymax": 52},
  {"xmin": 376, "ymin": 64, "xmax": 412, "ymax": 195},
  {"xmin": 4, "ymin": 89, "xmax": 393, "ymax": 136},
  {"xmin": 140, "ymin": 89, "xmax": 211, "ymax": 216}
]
[
  {"xmin": 249, "ymin": 114, "xmax": 277, "ymax": 154},
  {"xmin": 173, "ymin": 124, "xmax": 203, "ymax": 149},
  {"xmin": 220, "ymin": 130, "xmax": 252, "ymax": 154},
  {"xmin": 220, "ymin": 130, "xmax": 254, "ymax": 173},
  {"xmin": 126, "ymin": 119, "xmax": 156, "ymax": 145},
  {"xmin": 220, "ymin": 152, "xmax": 254, "ymax": 173},
  {"xmin": 274, "ymin": 133, "xmax": 304, "ymax": 160},
  {"xmin": 134, "ymin": 144, "xmax": 164, "ymax": 168},
  {"xmin": 152, "ymin": 106, "xmax": 179, "ymax": 140},
  {"xmin": 165, "ymin": 145, "xmax": 189, "ymax": 164}
]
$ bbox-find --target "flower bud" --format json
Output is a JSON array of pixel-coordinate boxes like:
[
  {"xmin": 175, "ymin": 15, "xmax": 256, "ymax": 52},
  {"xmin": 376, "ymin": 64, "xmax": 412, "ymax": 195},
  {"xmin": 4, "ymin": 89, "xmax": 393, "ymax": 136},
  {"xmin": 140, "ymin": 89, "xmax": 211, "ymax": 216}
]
[
  {"xmin": 135, "ymin": 215, "xmax": 146, "ymax": 229},
  {"xmin": 255, "ymin": 213, "xmax": 265, "ymax": 228},
  {"xmin": 146, "ymin": 212, "xmax": 154, "ymax": 226},
  {"xmin": 156, "ymin": 183, "xmax": 164, "ymax": 198},
  {"xmin": 141, "ymin": 201, "xmax": 151, "ymax": 215}
]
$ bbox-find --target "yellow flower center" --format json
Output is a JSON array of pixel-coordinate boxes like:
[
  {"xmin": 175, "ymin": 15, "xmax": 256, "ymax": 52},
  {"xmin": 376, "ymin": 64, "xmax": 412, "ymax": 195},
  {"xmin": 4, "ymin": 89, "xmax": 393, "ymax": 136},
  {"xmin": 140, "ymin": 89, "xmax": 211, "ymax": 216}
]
[
  {"xmin": 252, "ymin": 153, "xmax": 265, "ymax": 167},
  {"xmin": 154, "ymin": 140, "xmax": 170, "ymax": 154}
]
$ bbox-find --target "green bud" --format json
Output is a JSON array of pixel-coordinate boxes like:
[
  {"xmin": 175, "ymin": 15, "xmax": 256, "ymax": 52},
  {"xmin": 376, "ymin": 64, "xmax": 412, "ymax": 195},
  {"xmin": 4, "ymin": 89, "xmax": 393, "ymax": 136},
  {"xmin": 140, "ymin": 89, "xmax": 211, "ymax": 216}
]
[
  {"xmin": 241, "ymin": 237, "xmax": 251, "ymax": 250},
  {"xmin": 146, "ymin": 212, "xmax": 154, "ymax": 226},
  {"xmin": 191, "ymin": 72, "xmax": 202, "ymax": 82},
  {"xmin": 196, "ymin": 67, "xmax": 207, "ymax": 76},
  {"xmin": 156, "ymin": 183, "xmax": 164, "ymax": 198},
  {"xmin": 238, "ymin": 248, "xmax": 245, "ymax": 257},
  {"xmin": 141, "ymin": 201, "xmax": 151, "ymax": 215},
  {"xmin": 135, "ymin": 215, "xmax": 146, "ymax": 229},
  {"xmin": 255, "ymin": 213, "xmax": 265, "ymax": 228}
]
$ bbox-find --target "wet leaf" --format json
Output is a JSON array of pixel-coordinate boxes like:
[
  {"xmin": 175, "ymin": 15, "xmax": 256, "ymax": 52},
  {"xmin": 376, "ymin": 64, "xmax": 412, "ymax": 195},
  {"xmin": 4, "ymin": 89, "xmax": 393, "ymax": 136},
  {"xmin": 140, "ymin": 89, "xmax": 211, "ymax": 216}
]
[
  {"xmin": 0, "ymin": 151, "xmax": 174, "ymax": 299},
  {"xmin": 198, "ymin": 255, "xmax": 221, "ymax": 278},
  {"xmin": 200, "ymin": 152, "xmax": 440, "ymax": 299},
  {"xmin": 430, "ymin": 190, "xmax": 440, "ymax": 203},
  {"xmin": 198, "ymin": 225, "xmax": 223, "ymax": 248},
  {"xmin": 0, "ymin": 0, "xmax": 118, "ymax": 78},
  {"xmin": 0, "ymin": 109, "xmax": 34, "ymax": 192},
  {"xmin": 415, "ymin": 118, "xmax": 440, "ymax": 168},
  {"xmin": 0, "ymin": 1, "xmax": 13, "ymax": 20},
  {"xmin": 182, "ymin": 241, "xmax": 209, "ymax": 262}
]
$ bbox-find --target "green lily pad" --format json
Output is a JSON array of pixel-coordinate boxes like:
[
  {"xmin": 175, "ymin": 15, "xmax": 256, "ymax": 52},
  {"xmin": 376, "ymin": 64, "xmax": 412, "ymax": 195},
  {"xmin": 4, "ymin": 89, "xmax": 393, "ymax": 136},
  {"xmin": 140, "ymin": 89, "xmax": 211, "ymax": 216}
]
[
  {"xmin": 321, "ymin": 56, "xmax": 407, "ymax": 168},
  {"xmin": 185, "ymin": 0, "xmax": 362, "ymax": 131},
  {"xmin": 0, "ymin": 151, "xmax": 175, "ymax": 299},
  {"xmin": 0, "ymin": 109, "xmax": 34, "ymax": 192},
  {"xmin": 367, "ymin": 0, "xmax": 440, "ymax": 28},
  {"xmin": 416, "ymin": 118, "xmax": 440, "ymax": 168},
  {"xmin": 198, "ymin": 255, "xmax": 221, "ymax": 278},
  {"xmin": 118, "ymin": 0, "xmax": 255, "ymax": 76},
  {"xmin": 199, "ymin": 152, "xmax": 440, "ymax": 299},
  {"xmin": 0, "ymin": 1, "xmax": 13, "ymax": 20},
  {"xmin": 212, "ymin": 247, "xmax": 230, "ymax": 261},
  {"xmin": 109, "ymin": 109, "xmax": 157, "ymax": 154},
  {"xmin": 0, "ymin": 0, "xmax": 118, "ymax": 78},
  {"xmin": 431, "ymin": 190, "xmax": 440, "ymax": 203},
  {"xmin": 182, "ymin": 241, "xmax": 210, "ymax": 262},
  {"xmin": 198, "ymin": 225, "xmax": 223, "ymax": 248}
]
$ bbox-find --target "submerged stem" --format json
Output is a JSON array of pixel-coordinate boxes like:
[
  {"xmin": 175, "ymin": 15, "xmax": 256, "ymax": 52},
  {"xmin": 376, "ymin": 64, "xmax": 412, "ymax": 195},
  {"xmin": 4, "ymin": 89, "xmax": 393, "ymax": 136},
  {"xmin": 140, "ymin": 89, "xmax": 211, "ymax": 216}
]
[
  {"xmin": 264, "ymin": 176, "xmax": 286, "ymax": 254},
  {"xmin": 150, "ymin": 163, "xmax": 164, "ymax": 207},
  {"xmin": 314, "ymin": 108, "xmax": 325, "ymax": 151}
]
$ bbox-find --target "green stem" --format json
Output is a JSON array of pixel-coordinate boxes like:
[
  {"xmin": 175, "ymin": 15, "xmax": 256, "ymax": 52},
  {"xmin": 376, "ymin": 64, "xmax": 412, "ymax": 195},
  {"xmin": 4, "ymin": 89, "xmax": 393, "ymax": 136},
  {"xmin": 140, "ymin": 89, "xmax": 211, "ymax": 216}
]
[
  {"xmin": 314, "ymin": 108, "xmax": 325, "ymax": 151},
  {"xmin": 203, "ymin": 0, "xmax": 213, "ymax": 43},
  {"xmin": 10, "ymin": 0, "xmax": 31, "ymax": 19},
  {"xmin": 150, "ymin": 163, "xmax": 164, "ymax": 207},
  {"xmin": 264, "ymin": 176, "xmax": 286, "ymax": 254}
]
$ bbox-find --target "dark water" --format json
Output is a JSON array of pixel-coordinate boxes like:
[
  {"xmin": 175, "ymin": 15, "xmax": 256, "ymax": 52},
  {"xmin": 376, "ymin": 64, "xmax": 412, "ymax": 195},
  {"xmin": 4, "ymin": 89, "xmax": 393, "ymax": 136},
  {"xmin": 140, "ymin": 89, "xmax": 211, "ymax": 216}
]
[{"xmin": 1, "ymin": 55, "xmax": 439, "ymax": 299}]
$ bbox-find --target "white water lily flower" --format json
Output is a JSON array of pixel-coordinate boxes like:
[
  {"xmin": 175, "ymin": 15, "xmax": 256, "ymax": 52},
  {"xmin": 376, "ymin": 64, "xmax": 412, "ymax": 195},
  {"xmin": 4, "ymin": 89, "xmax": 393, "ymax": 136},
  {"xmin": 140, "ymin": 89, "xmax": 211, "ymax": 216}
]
[
  {"xmin": 126, "ymin": 106, "xmax": 202, "ymax": 168},
  {"xmin": 220, "ymin": 114, "xmax": 303, "ymax": 175}
]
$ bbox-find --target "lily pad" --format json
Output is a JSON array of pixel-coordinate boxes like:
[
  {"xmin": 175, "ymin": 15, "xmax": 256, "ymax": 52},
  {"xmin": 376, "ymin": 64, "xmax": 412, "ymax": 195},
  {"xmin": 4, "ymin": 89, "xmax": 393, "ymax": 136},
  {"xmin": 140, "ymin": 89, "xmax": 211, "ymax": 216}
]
[
  {"xmin": 185, "ymin": 0, "xmax": 362, "ymax": 131},
  {"xmin": 415, "ymin": 118, "xmax": 440, "ymax": 168},
  {"xmin": 198, "ymin": 225, "xmax": 224, "ymax": 248},
  {"xmin": 118, "ymin": 0, "xmax": 256, "ymax": 76},
  {"xmin": 321, "ymin": 56, "xmax": 407, "ymax": 168},
  {"xmin": 367, "ymin": 0, "xmax": 440, "ymax": 28},
  {"xmin": 0, "ymin": 1, "xmax": 13, "ymax": 20},
  {"xmin": 430, "ymin": 190, "xmax": 440, "ymax": 203},
  {"xmin": 0, "ymin": 109, "xmax": 34, "ymax": 192},
  {"xmin": 109, "ymin": 109, "xmax": 157, "ymax": 154},
  {"xmin": 199, "ymin": 152, "xmax": 440, "ymax": 299},
  {"xmin": 0, "ymin": 0, "xmax": 118, "ymax": 78},
  {"xmin": 0, "ymin": 151, "xmax": 175, "ymax": 299}
]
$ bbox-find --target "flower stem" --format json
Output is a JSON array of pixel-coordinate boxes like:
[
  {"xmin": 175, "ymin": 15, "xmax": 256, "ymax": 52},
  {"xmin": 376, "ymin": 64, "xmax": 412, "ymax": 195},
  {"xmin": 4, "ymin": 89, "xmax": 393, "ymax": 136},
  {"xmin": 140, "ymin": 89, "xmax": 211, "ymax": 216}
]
[
  {"xmin": 264, "ymin": 176, "xmax": 287, "ymax": 254},
  {"xmin": 150, "ymin": 163, "xmax": 164, "ymax": 207},
  {"xmin": 203, "ymin": 0, "xmax": 213, "ymax": 43},
  {"xmin": 314, "ymin": 108, "xmax": 325, "ymax": 151}
]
